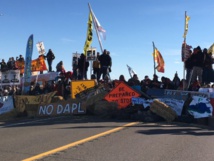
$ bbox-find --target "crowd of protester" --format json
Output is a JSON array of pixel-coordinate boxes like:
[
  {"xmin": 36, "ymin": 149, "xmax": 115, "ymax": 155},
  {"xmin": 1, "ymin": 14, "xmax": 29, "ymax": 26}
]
[{"xmin": 0, "ymin": 46, "xmax": 214, "ymax": 99}]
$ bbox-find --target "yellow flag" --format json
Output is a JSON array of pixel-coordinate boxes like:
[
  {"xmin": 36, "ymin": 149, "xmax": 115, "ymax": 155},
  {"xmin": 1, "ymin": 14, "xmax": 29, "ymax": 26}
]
[
  {"xmin": 183, "ymin": 15, "xmax": 190, "ymax": 38},
  {"xmin": 83, "ymin": 12, "xmax": 93, "ymax": 55},
  {"xmin": 208, "ymin": 43, "xmax": 214, "ymax": 54}
]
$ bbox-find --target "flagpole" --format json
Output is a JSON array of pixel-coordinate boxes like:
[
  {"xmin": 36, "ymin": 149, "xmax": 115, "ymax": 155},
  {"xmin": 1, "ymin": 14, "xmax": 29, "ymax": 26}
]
[
  {"xmin": 127, "ymin": 64, "xmax": 132, "ymax": 78},
  {"xmin": 183, "ymin": 11, "xmax": 187, "ymax": 90},
  {"xmin": 88, "ymin": 3, "xmax": 104, "ymax": 54},
  {"xmin": 152, "ymin": 41, "xmax": 156, "ymax": 75}
]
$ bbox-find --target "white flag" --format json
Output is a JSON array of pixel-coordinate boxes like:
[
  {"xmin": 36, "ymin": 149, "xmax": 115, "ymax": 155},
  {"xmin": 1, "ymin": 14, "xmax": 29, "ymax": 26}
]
[
  {"xmin": 91, "ymin": 10, "xmax": 106, "ymax": 40},
  {"xmin": 127, "ymin": 64, "xmax": 136, "ymax": 78}
]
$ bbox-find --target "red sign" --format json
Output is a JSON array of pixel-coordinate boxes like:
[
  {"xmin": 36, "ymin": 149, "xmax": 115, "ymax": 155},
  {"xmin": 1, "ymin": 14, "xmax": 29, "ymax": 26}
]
[{"xmin": 104, "ymin": 82, "xmax": 141, "ymax": 109}]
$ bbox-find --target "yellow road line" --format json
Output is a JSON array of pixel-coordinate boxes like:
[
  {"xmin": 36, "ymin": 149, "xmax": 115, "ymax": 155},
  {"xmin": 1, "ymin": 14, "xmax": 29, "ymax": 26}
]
[{"xmin": 22, "ymin": 122, "xmax": 139, "ymax": 161}]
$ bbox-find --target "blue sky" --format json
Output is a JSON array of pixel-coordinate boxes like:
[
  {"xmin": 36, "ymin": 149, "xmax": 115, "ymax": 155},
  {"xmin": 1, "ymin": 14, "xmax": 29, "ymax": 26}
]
[{"xmin": 0, "ymin": 0, "xmax": 214, "ymax": 81}]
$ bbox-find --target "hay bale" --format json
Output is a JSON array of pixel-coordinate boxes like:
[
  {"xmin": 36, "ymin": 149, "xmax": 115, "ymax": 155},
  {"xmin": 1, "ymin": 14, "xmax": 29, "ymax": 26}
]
[{"xmin": 150, "ymin": 99, "xmax": 177, "ymax": 122}]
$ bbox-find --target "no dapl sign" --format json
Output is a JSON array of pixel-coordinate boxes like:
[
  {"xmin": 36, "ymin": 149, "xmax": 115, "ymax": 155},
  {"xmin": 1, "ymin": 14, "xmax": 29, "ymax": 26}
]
[{"xmin": 104, "ymin": 82, "xmax": 141, "ymax": 109}]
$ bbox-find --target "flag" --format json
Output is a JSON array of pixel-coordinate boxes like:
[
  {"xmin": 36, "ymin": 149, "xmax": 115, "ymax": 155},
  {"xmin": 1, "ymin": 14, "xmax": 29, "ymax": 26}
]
[
  {"xmin": 183, "ymin": 14, "xmax": 190, "ymax": 38},
  {"xmin": 22, "ymin": 34, "xmax": 33, "ymax": 94},
  {"xmin": 181, "ymin": 42, "xmax": 192, "ymax": 62},
  {"xmin": 127, "ymin": 64, "xmax": 136, "ymax": 78},
  {"xmin": 36, "ymin": 41, "xmax": 45, "ymax": 55},
  {"xmin": 91, "ymin": 10, "xmax": 106, "ymax": 40},
  {"xmin": 153, "ymin": 48, "xmax": 165, "ymax": 73},
  {"xmin": 208, "ymin": 43, "xmax": 214, "ymax": 54},
  {"xmin": 83, "ymin": 12, "xmax": 93, "ymax": 55}
]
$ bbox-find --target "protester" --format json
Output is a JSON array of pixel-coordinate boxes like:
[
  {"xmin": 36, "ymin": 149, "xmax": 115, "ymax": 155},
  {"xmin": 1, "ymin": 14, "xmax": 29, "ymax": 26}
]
[
  {"xmin": 127, "ymin": 74, "xmax": 140, "ymax": 86},
  {"xmin": 99, "ymin": 49, "xmax": 112, "ymax": 80},
  {"xmin": 141, "ymin": 75, "xmax": 151, "ymax": 92},
  {"xmin": 92, "ymin": 52, "xmax": 101, "ymax": 81},
  {"xmin": 46, "ymin": 49, "xmax": 55, "ymax": 72},
  {"xmin": 0, "ymin": 59, "xmax": 8, "ymax": 72},
  {"xmin": 150, "ymin": 74, "xmax": 161, "ymax": 88},
  {"xmin": 190, "ymin": 46, "xmax": 204, "ymax": 86},
  {"xmin": 78, "ymin": 54, "xmax": 89, "ymax": 80},
  {"xmin": 56, "ymin": 61, "xmax": 66, "ymax": 73},
  {"xmin": 172, "ymin": 71, "xmax": 181, "ymax": 89},
  {"xmin": 18, "ymin": 55, "xmax": 24, "ymax": 62},
  {"xmin": 202, "ymin": 48, "xmax": 214, "ymax": 85}
]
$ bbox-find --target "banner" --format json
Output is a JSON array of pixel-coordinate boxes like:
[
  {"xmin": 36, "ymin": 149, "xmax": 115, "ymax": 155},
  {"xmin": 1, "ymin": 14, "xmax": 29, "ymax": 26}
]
[
  {"xmin": 38, "ymin": 101, "xmax": 86, "ymax": 117},
  {"xmin": 23, "ymin": 34, "xmax": 34, "ymax": 94},
  {"xmin": 188, "ymin": 96, "xmax": 212, "ymax": 118},
  {"xmin": 0, "ymin": 70, "xmax": 20, "ymax": 86},
  {"xmin": 83, "ymin": 12, "xmax": 93, "ymax": 55},
  {"xmin": 0, "ymin": 96, "xmax": 14, "ymax": 115},
  {"xmin": 14, "ymin": 91, "xmax": 56, "ymax": 112},
  {"xmin": 31, "ymin": 56, "xmax": 47, "ymax": 72},
  {"xmin": 15, "ymin": 56, "xmax": 47, "ymax": 74}
]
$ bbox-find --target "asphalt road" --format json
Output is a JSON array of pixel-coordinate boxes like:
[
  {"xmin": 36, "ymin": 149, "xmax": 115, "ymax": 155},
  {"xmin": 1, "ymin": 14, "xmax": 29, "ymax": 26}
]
[{"xmin": 0, "ymin": 115, "xmax": 214, "ymax": 161}]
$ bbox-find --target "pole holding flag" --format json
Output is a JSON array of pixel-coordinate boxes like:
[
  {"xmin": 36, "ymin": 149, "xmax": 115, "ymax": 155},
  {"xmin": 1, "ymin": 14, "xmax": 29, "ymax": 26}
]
[
  {"xmin": 152, "ymin": 42, "xmax": 156, "ymax": 75},
  {"xmin": 182, "ymin": 11, "xmax": 190, "ymax": 90}
]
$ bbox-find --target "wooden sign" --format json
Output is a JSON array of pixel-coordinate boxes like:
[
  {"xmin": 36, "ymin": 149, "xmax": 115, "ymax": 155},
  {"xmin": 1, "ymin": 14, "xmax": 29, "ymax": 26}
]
[{"xmin": 71, "ymin": 80, "xmax": 96, "ymax": 98}]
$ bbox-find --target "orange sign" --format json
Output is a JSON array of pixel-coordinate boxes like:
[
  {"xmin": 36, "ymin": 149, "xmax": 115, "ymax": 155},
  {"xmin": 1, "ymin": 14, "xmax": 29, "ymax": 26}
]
[{"xmin": 104, "ymin": 82, "xmax": 141, "ymax": 109}]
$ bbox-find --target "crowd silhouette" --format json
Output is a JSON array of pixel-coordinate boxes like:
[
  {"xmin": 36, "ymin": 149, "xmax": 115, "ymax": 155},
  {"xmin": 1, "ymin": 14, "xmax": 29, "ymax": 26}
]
[{"xmin": 0, "ymin": 46, "xmax": 214, "ymax": 99}]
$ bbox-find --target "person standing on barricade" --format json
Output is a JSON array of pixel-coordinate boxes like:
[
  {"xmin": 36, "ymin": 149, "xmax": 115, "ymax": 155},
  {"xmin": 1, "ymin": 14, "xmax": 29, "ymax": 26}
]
[
  {"xmin": 190, "ymin": 46, "xmax": 204, "ymax": 86},
  {"xmin": 99, "ymin": 49, "xmax": 112, "ymax": 81},
  {"xmin": 46, "ymin": 49, "xmax": 55, "ymax": 72}
]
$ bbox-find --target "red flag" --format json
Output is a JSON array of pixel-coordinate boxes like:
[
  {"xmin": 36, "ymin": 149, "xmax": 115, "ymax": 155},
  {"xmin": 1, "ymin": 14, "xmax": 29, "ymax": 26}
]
[{"xmin": 154, "ymin": 48, "xmax": 165, "ymax": 73}]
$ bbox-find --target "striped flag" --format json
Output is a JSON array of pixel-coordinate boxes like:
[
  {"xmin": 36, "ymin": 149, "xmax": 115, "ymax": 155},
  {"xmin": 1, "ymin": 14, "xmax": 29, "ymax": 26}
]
[
  {"xmin": 153, "ymin": 48, "xmax": 165, "ymax": 73},
  {"xmin": 181, "ymin": 42, "xmax": 192, "ymax": 62}
]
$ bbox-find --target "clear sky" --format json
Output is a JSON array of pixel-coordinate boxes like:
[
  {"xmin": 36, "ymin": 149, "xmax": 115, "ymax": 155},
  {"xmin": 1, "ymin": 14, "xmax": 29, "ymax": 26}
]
[{"xmin": 0, "ymin": 0, "xmax": 214, "ymax": 81}]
